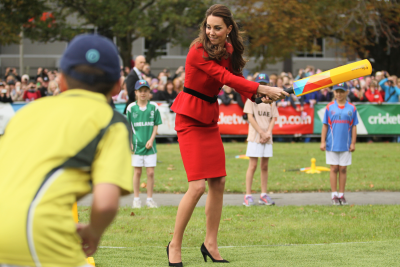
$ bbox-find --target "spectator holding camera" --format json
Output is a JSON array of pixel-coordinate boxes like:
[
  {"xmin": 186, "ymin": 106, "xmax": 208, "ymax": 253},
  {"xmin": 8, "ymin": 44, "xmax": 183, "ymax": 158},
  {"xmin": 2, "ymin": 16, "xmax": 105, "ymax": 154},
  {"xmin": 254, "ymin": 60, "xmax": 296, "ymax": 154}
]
[
  {"xmin": 4, "ymin": 67, "xmax": 21, "ymax": 82},
  {"xmin": 379, "ymin": 71, "xmax": 400, "ymax": 102},
  {"xmin": 0, "ymin": 82, "xmax": 13, "ymax": 103},
  {"xmin": 23, "ymin": 81, "xmax": 41, "ymax": 102}
]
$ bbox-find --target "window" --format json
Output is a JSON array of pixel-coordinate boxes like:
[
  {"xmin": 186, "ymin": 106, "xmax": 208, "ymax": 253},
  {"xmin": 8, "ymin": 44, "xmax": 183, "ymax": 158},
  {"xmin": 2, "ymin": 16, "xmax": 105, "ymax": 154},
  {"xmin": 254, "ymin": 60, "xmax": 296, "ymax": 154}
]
[
  {"xmin": 144, "ymin": 38, "xmax": 168, "ymax": 56},
  {"xmin": 296, "ymin": 38, "xmax": 324, "ymax": 58}
]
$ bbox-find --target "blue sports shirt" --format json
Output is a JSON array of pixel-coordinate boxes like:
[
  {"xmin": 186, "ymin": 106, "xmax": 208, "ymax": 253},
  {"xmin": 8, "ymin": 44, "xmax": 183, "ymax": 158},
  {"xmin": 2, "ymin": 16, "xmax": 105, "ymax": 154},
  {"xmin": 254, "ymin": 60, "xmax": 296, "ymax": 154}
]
[{"xmin": 322, "ymin": 101, "xmax": 358, "ymax": 152}]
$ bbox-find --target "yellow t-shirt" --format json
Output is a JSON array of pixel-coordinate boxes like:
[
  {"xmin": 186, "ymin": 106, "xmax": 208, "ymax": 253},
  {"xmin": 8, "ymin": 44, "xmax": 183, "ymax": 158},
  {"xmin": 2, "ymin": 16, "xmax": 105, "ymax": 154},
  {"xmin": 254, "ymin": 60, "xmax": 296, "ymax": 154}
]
[
  {"xmin": 244, "ymin": 99, "xmax": 279, "ymax": 144},
  {"xmin": 0, "ymin": 89, "xmax": 133, "ymax": 267}
]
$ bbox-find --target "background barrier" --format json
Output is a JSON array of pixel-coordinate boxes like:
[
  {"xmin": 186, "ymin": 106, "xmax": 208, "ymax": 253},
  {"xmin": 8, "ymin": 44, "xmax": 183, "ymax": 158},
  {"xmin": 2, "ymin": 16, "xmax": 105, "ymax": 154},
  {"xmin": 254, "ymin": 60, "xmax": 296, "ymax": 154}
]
[{"xmin": 2, "ymin": 101, "xmax": 399, "ymax": 136}]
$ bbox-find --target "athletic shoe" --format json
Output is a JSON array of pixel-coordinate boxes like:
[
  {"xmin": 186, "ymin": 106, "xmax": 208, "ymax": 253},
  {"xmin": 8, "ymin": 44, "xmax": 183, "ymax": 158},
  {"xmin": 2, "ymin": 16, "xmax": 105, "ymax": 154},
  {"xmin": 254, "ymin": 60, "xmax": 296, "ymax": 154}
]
[
  {"xmin": 339, "ymin": 196, "xmax": 348, "ymax": 205},
  {"xmin": 331, "ymin": 196, "xmax": 340, "ymax": 206},
  {"xmin": 259, "ymin": 195, "xmax": 275, "ymax": 206},
  {"xmin": 146, "ymin": 199, "xmax": 158, "ymax": 208},
  {"xmin": 132, "ymin": 199, "xmax": 142, "ymax": 208},
  {"xmin": 243, "ymin": 195, "xmax": 255, "ymax": 207}
]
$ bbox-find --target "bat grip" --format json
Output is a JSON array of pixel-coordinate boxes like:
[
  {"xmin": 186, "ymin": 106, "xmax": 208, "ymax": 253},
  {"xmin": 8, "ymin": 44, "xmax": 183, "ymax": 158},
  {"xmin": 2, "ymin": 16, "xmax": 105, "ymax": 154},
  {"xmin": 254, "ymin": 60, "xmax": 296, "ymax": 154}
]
[{"xmin": 255, "ymin": 87, "xmax": 294, "ymax": 104}]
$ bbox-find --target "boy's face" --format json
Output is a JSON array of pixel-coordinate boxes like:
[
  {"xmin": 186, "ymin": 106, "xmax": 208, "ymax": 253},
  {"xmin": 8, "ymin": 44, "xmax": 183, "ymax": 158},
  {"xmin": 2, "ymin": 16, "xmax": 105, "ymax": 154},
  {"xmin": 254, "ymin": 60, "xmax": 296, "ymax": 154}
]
[
  {"xmin": 333, "ymin": 89, "xmax": 348, "ymax": 102},
  {"xmin": 135, "ymin": 87, "xmax": 150, "ymax": 101}
]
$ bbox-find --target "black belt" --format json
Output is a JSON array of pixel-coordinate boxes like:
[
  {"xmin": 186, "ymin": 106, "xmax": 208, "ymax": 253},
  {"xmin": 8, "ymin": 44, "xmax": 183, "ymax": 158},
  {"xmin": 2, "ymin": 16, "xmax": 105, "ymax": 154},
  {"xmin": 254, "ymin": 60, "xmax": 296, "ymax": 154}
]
[{"xmin": 183, "ymin": 87, "xmax": 218, "ymax": 103}]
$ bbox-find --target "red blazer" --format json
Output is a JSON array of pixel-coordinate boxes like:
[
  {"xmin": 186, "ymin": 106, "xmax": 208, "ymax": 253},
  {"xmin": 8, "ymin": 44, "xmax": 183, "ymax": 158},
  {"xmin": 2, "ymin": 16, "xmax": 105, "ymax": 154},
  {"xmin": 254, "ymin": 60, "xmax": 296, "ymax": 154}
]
[{"xmin": 171, "ymin": 42, "xmax": 259, "ymax": 124}]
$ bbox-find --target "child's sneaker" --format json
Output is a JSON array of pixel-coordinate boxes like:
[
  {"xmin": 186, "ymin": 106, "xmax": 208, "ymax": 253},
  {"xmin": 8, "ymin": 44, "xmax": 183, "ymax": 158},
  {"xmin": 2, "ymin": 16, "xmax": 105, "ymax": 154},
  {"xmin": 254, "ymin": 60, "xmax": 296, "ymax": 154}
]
[
  {"xmin": 331, "ymin": 196, "xmax": 340, "ymax": 206},
  {"xmin": 146, "ymin": 199, "xmax": 158, "ymax": 208},
  {"xmin": 243, "ymin": 195, "xmax": 255, "ymax": 207},
  {"xmin": 132, "ymin": 199, "xmax": 142, "ymax": 208},
  {"xmin": 259, "ymin": 194, "xmax": 275, "ymax": 206},
  {"xmin": 338, "ymin": 196, "xmax": 348, "ymax": 205}
]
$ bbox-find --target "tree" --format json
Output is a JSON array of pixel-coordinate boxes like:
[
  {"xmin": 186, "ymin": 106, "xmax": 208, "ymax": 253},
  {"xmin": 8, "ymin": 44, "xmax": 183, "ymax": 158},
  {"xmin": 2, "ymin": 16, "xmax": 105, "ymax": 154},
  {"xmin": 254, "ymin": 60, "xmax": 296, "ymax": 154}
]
[
  {"xmin": 230, "ymin": 0, "xmax": 400, "ymax": 75},
  {"xmin": 0, "ymin": 0, "xmax": 47, "ymax": 45},
  {"xmin": 24, "ymin": 0, "xmax": 209, "ymax": 67}
]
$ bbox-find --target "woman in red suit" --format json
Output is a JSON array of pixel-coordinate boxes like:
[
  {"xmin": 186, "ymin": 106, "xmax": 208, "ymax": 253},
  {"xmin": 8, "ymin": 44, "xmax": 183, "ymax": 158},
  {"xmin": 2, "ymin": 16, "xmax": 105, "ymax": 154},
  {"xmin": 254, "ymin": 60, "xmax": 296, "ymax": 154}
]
[{"xmin": 167, "ymin": 4, "xmax": 287, "ymax": 266}]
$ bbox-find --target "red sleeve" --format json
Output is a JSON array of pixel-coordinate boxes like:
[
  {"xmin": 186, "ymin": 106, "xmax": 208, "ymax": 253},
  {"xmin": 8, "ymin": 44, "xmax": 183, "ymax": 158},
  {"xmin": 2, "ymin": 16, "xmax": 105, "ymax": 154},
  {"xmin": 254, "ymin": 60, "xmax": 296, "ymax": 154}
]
[
  {"xmin": 22, "ymin": 90, "xmax": 27, "ymax": 100},
  {"xmin": 188, "ymin": 47, "xmax": 258, "ymax": 99}
]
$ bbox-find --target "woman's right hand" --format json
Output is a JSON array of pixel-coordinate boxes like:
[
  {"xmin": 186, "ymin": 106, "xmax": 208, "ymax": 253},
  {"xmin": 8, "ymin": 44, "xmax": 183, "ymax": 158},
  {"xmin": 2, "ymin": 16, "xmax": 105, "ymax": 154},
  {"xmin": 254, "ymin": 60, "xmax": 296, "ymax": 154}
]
[{"xmin": 257, "ymin": 85, "xmax": 289, "ymax": 101}]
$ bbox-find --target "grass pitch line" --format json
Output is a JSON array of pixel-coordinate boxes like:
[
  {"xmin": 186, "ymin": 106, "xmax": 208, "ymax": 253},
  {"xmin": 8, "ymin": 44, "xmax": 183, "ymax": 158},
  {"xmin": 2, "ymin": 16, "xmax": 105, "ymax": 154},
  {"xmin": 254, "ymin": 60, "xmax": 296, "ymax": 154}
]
[{"xmin": 99, "ymin": 241, "xmax": 383, "ymax": 250}]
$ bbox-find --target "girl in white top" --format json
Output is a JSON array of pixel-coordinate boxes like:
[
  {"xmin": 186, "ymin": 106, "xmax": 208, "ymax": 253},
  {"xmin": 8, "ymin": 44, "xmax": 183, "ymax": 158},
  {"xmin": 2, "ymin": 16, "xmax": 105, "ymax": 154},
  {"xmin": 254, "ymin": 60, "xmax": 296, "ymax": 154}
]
[{"xmin": 243, "ymin": 74, "xmax": 279, "ymax": 207}]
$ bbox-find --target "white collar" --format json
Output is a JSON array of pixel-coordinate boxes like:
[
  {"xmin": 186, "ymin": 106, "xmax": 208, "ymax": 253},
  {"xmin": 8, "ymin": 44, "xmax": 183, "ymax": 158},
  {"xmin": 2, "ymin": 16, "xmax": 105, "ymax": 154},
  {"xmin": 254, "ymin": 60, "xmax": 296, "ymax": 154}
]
[{"xmin": 133, "ymin": 67, "xmax": 142, "ymax": 78}]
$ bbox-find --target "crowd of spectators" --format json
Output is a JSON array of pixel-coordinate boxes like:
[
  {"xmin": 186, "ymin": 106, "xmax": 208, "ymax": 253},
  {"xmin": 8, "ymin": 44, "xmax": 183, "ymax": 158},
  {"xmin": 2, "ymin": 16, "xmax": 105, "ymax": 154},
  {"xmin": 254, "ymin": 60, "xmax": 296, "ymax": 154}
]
[
  {"xmin": 2, "ymin": 62, "xmax": 399, "ymax": 107},
  {"xmin": 0, "ymin": 67, "xmax": 60, "ymax": 104}
]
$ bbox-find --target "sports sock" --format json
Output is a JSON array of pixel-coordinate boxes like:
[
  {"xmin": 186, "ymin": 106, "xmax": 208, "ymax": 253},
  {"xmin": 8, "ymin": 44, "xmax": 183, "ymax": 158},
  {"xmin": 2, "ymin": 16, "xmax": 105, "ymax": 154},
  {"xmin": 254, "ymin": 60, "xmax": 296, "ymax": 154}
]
[
  {"xmin": 261, "ymin": 193, "xmax": 267, "ymax": 198},
  {"xmin": 245, "ymin": 194, "xmax": 252, "ymax": 198},
  {"xmin": 338, "ymin": 192, "xmax": 344, "ymax": 198},
  {"xmin": 147, "ymin": 198, "xmax": 153, "ymax": 201},
  {"xmin": 331, "ymin": 192, "xmax": 338, "ymax": 199},
  {"xmin": 134, "ymin": 197, "xmax": 140, "ymax": 201}
]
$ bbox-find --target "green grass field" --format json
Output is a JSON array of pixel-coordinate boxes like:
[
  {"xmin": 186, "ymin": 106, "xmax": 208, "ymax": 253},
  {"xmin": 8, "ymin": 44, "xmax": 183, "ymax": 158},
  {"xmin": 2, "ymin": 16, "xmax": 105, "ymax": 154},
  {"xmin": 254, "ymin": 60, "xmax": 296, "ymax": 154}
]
[
  {"xmin": 80, "ymin": 142, "xmax": 400, "ymax": 266},
  {"xmin": 79, "ymin": 205, "xmax": 400, "ymax": 266},
  {"xmin": 150, "ymin": 142, "xmax": 400, "ymax": 193}
]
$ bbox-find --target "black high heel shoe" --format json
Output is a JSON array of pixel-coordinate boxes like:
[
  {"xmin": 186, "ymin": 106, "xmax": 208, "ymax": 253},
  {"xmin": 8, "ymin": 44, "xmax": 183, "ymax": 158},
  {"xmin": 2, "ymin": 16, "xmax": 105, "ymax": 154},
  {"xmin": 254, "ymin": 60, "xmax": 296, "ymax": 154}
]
[
  {"xmin": 166, "ymin": 242, "xmax": 183, "ymax": 267},
  {"xmin": 201, "ymin": 243, "xmax": 229, "ymax": 263}
]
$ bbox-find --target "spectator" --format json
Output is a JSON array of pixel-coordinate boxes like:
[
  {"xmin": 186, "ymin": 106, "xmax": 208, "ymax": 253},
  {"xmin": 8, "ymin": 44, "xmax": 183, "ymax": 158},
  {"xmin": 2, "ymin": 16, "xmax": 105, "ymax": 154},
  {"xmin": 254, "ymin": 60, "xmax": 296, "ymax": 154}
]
[
  {"xmin": 173, "ymin": 77, "xmax": 184, "ymax": 93},
  {"xmin": 269, "ymin": 74, "xmax": 277, "ymax": 86},
  {"xmin": 219, "ymin": 85, "xmax": 244, "ymax": 108},
  {"xmin": 47, "ymin": 80, "xmax": 60, "ymax": 96},
  {"xmin": 38, "ymin": 76, "xmax": 50, "ymax": 97},
  {"xmin": 23, "ymin": 81, "xmax": 41, "ymax": 102},
  {"xmin": 159, "ymin": 80, "xmax": 177, "ymax": 103},
  {"xmin": 302, "ymin": 90, "xmax": 318, "ymax": 108},
  {"xmin": 375, "ymin": 71, "xmax": 384, "ymax": 82},
  {"xmin": 170, "ymin": 66, "xmax": 185, "ymax": 81},
  {"xmin": 317, "ymin": 87, "xmax": 333, "ymax": 102},
  {"xmin": 11, "ymin": 81, "xmax": 23, "ymax": 101},
  {"xmin": 142, "ymin": 63, "xmax": 156, "ymax": 79},
  {"xmin": 379, "ymin": 71, "xmax": 400, "ymax": 102},
  {"xmin": 0, "ymin": 82, "xmax": 13, "ymax": 103},
  {"xmin": 21, "ymin": 74, "xmax": 30, "ymax": 86},
  {"xmin": 150, "ymin": 80, "xmax": 165, "ymax": 101},
  {"xmin": 348, "ymin": 86, "xmax": 367, "ymax": 102},
  {"xmin": 116, "ymin": 80, "xmax": 129, "ymax": 103},
  {"xmin": 124, "ymin": 55, "xmax": 146, "ymax": 113},
  {"xmin": 365, "ymin": 80, "xmax": 383, "ymax": 103},
  {"xmin": 4, "ymin": 67, "xmax": 21, "ymax": 81}
]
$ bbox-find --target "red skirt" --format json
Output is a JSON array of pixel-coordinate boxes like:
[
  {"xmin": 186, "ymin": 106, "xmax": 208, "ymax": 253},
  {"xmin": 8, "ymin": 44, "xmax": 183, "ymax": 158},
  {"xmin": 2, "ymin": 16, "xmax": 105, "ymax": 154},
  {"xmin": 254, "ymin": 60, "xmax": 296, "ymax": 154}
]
[{"xmin": 175, "ymin": 113, "xmax": 226, "ymax": 182}]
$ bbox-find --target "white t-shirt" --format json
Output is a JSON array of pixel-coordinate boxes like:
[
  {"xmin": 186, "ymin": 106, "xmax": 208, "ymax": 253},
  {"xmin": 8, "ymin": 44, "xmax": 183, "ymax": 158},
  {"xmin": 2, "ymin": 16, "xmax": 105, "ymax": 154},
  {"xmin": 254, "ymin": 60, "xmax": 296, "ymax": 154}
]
[{"xmin": 243, "ymin": 99, "xmax": 279, "ymax": 144}]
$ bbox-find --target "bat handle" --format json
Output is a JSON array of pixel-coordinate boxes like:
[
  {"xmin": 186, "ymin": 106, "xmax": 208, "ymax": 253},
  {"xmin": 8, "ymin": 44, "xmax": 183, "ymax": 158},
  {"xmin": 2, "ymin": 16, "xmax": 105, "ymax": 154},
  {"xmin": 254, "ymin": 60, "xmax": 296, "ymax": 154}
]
[{"xmin": 255, "ymin": 87, "xmax": 294, "ymax": 104}]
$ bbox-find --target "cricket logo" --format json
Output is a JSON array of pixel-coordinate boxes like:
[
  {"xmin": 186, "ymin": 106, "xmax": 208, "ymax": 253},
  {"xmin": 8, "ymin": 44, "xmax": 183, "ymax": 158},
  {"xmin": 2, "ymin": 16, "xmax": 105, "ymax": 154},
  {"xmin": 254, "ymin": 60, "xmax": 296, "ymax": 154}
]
[
  {"xmin": 348, "ymin": 111, "xmax": 353, "ymax": 117},
  {"xmin": 150, "ymin": 111, "xmax": 154, "ymax": 119},
  {"xmin": 132, "ymin": 112, "xmax": 138, "ymax": 118}
]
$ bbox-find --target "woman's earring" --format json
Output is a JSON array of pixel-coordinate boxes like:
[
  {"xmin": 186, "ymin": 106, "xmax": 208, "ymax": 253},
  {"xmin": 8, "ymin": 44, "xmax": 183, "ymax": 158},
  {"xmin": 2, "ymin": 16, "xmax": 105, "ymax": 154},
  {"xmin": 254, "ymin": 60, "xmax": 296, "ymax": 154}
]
[{"xmin": 227, "ymin": 34, "xmax": 229, "ymax": 38}]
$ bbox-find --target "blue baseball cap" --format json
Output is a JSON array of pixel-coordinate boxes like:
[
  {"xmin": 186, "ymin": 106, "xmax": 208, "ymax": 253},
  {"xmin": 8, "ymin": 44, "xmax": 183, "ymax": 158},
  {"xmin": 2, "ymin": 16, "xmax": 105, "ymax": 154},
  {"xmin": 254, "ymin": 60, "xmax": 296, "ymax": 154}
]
[
  {"xmin": 332, "ymin": 82, "xmax": 348, "ymax": 91},
  {"xmin": 60, "ymin": 34, "xmax": 120, "ymax": 85},
  {"xmin": 255, "ymin": 73, "xmax": 270, "ymax": 84},
  {"xmin": 135, "ymin": 80, "xmax": 150, "ymax": 90}
]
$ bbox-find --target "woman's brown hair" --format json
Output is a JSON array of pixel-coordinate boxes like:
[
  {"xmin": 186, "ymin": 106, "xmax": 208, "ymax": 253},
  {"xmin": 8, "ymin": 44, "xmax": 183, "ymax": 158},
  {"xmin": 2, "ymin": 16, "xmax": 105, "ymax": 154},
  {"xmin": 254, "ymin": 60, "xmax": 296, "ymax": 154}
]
[{"xmin": 190, "ymin": 4, "xmax": 246, "ymax": 75}]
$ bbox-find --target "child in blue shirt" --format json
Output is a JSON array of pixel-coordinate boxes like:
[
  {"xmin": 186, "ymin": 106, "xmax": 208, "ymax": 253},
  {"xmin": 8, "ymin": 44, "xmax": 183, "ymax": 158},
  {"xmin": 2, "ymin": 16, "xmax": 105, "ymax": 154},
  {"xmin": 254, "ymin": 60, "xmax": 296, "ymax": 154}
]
[{"xmin": 320, "ymin": 83, "xmax": 358, "ymax": 205}]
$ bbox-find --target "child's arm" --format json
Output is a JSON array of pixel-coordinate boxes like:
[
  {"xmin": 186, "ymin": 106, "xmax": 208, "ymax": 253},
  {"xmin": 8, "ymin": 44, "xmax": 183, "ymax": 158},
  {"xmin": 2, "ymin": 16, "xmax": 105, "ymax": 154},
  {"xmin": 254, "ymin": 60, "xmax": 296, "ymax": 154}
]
[
  {"xmin": 247, "ymin": 113, "xmax": 269, "ymax": 143},
  {"xmin": 145, "ymin": 125, "xmax": 158, "ymax": 149},
  {"xmin": 350, "ymin": 125, "xmax": 357, "ymax": 152},
  {"xmin": 320, "ymin": 124, "xmax": 328, "ymax": 151}
]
